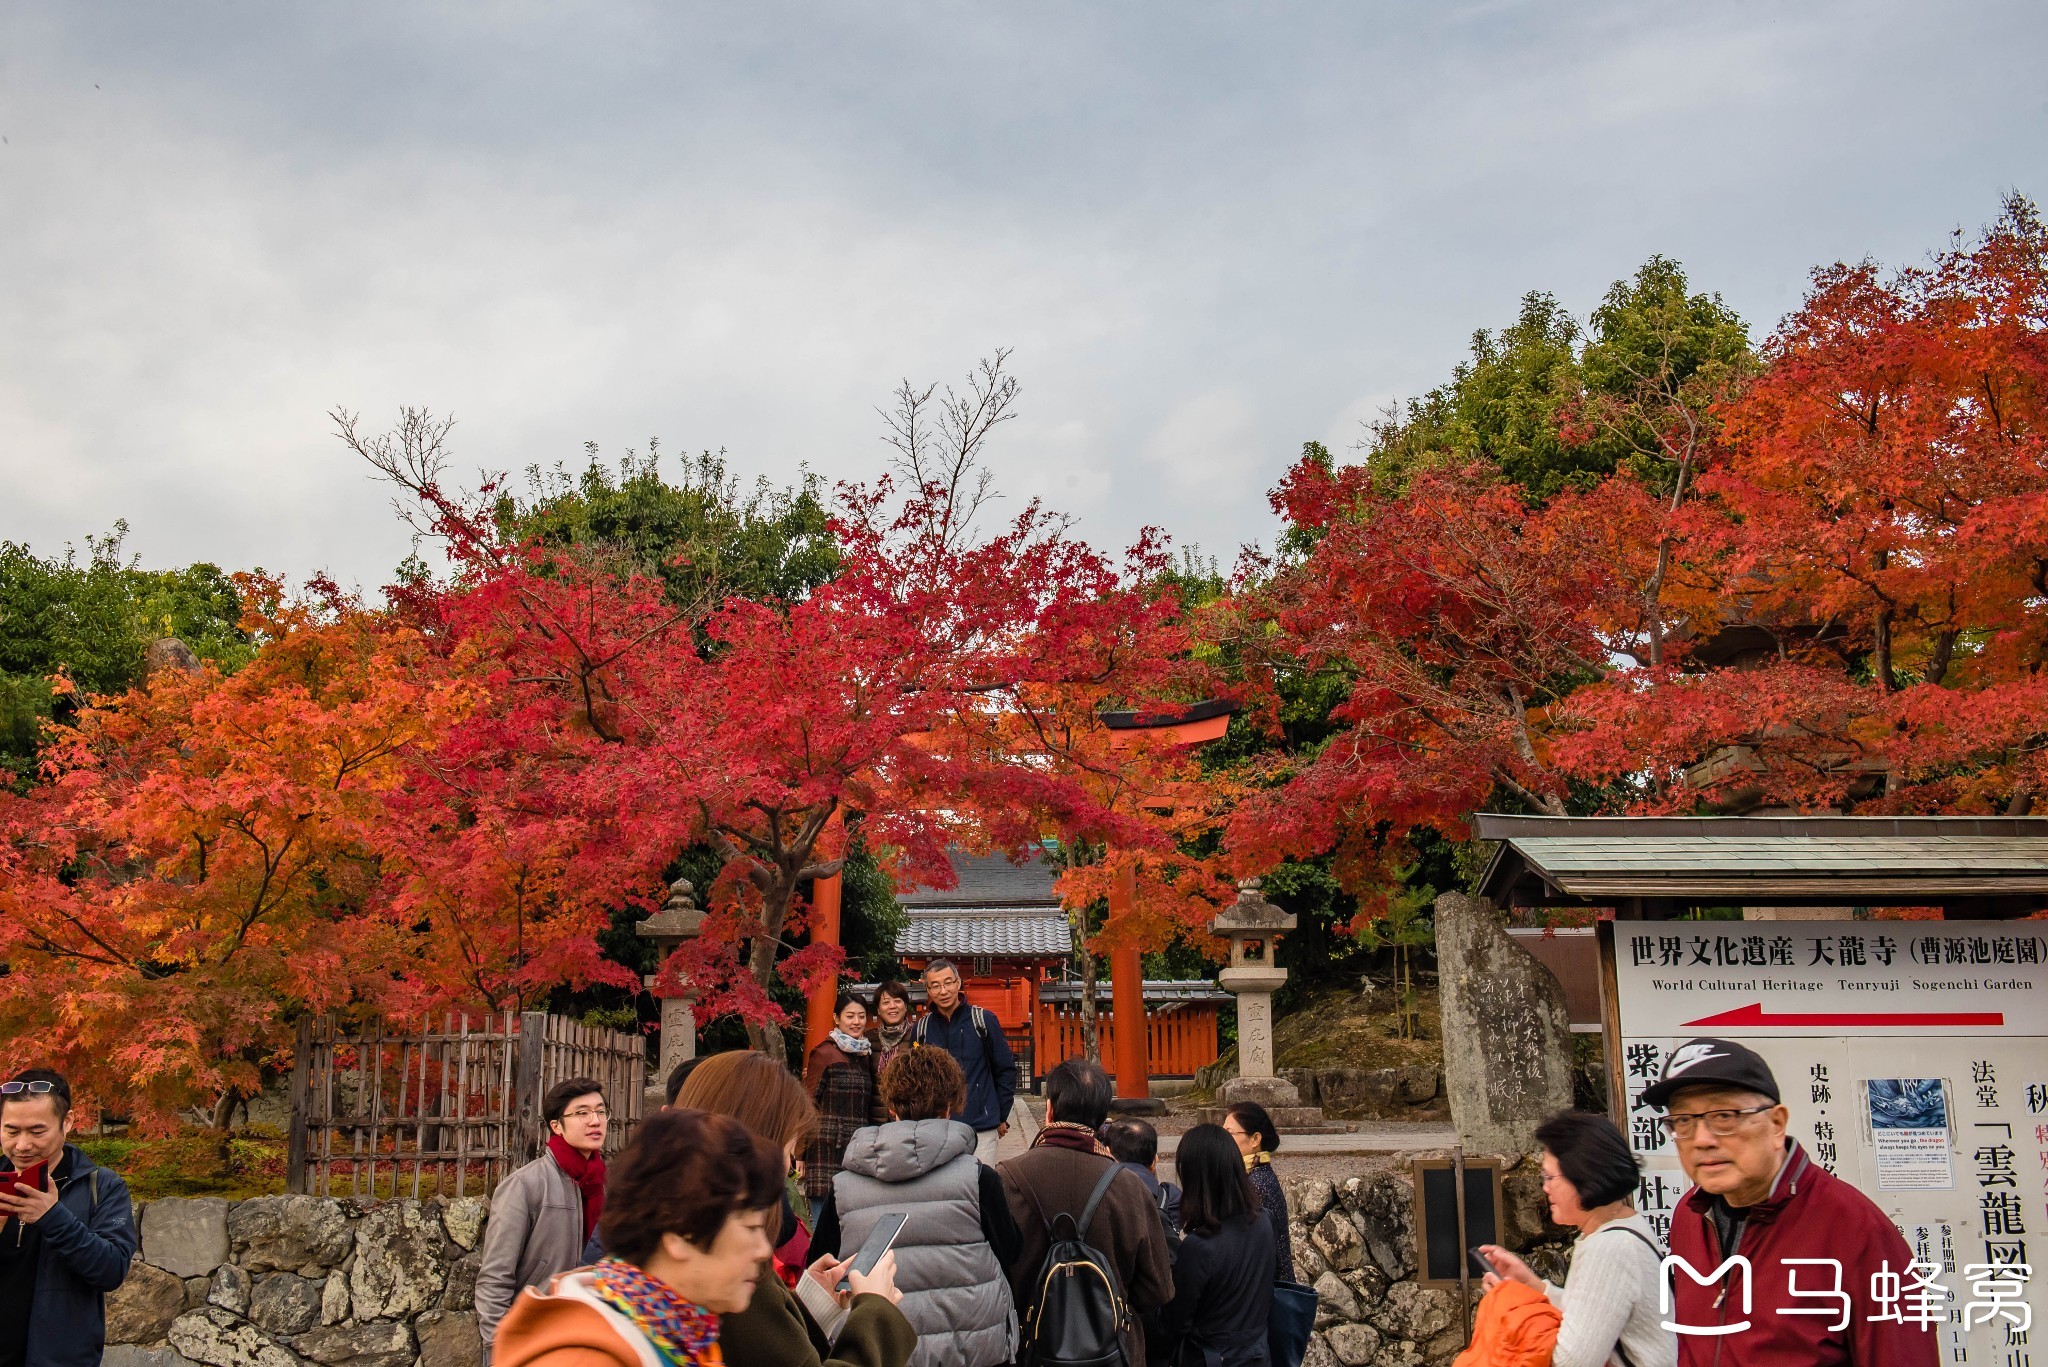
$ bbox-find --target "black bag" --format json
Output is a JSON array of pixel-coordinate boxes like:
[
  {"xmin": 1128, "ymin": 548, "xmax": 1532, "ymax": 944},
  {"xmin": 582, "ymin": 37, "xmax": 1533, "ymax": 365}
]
[
  {"xmin": 1268, "ymin": 1280, "xmax": 1319, "ymax": 1367},
  {"xmin": 1019, "ymin": 1163, "xmax": 1136, "ymax": 1367}
]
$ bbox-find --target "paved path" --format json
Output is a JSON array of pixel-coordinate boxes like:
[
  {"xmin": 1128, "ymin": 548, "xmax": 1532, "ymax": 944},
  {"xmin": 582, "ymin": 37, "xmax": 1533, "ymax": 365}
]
[
  {"xmin": 993, "ymin": 1096, "xmax": 1039, "ymax": 1163},
  {"xmin": 995, "ymin": 1096, "xmax": 1450, "ymax": 1179}
]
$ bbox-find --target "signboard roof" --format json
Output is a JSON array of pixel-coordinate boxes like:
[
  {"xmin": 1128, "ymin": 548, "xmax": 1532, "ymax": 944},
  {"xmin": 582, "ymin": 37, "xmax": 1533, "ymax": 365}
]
[{"xmin": 1473, "ymin": 814, "xmax": 2048, "ymax": 914}]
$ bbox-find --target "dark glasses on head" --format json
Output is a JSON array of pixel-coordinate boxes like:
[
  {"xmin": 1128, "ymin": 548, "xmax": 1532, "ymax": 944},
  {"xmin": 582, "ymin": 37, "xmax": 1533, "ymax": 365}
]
[{"xmin": 0, "ymin": 1082, "xmax": 55, "ymax": 1096}]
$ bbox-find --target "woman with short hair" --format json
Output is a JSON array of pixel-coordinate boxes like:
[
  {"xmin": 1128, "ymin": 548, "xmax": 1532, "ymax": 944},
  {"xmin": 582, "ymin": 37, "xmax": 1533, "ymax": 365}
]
[
  {"xmin": 1477, "ymin": 1110, "xmax": 1674, "ymax": 1367},
  {"xmin": 677, "ymin": 1051, "xmax": 917, "ymax": 1367},
  {"xmin": 805, "ymin": 992, "xmax": 889, "ymax": 1205},
  {"xmin": 1222, "ymin": 1101, "xmax": 1295, "ymax": 1284},
  {"xmin": 1160, "ymin": 1123, "xmax": 1275, "ymax": 1366},
  {"xmin": 811, "ymin": 1047, "xmax": 1021, "ymax": 1367},
  {"xmin": 492, "ymin": 1108, "xmax": 786, "ymax": 1366},
  {"xmin": 871, "ymin": 982, "xmax": 918, "ymax": 1076}
]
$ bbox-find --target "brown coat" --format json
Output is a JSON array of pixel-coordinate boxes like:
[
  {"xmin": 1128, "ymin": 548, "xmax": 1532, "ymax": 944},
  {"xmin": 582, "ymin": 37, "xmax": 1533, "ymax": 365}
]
[{"xmin": 999, "ymin": 1144, "xmax": 1175, "ymax": 1363}]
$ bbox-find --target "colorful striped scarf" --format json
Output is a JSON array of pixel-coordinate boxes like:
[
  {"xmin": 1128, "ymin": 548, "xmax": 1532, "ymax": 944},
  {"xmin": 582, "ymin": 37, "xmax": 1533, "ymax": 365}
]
[{"xmin": 591, "ymin": 1258, "xmax": 723, "ymax": 1366}]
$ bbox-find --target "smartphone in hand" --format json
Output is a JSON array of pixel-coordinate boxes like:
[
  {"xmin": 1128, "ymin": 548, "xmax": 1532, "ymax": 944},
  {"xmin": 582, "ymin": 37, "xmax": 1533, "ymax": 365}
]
[
  {"xmin": 0, "ymin": 1162, "xmax": 47, "ymax": 1196},
  {"xmin": 836, "ymin": 1213, "xmax": 909, "ymax": 1293}
]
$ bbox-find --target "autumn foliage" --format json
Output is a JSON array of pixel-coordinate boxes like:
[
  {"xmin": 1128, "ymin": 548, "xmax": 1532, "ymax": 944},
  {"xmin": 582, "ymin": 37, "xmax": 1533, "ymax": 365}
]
[
  {"xmin": 0, "ymin": 451, "xmax": 1232, "ymax": 1114},
  {"xmin": 1238, "ymin": 197, "xmax": 2048, "ymax": 927},
  {"xmin": 7, "ymin": 198, "xmax": 2045, "ymax": 1120}
]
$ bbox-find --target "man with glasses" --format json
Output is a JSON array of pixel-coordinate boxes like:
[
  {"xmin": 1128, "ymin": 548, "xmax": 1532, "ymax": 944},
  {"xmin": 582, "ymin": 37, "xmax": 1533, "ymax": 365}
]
[
  {"xmin": 0, "ymin": 1068, "xmax": 137, "ymax": 1367},
  {"xmin": 913, "ymin": 960, "xmax": 1017, "ymax": 1163},
  {"xmin": 1643, "ymin": 1038, "xmax": 1935, "ymax": 1367},
  {"xmin": 474, "ymin": 1077, "xmax": 610, "ymax": 1359}
]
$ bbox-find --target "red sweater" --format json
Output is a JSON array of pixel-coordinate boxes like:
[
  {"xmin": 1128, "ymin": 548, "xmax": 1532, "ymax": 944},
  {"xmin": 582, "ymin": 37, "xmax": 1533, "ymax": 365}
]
[{"xmin": 1667, "ymin": 1142, "xmax": 1939, "ymax": 1367}]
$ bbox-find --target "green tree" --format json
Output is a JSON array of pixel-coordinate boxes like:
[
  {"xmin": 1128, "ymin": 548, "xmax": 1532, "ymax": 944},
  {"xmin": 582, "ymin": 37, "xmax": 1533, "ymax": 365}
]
[
  {"xmin": 1364, "ymin": 261, "xmax": 1753, "ymax": 505},
  {"xmin": 0, "ymin": 525, "xmax": 251, "ymax": 783},
  {"xmin": 500, "ymin": 443, "xmax": 839, "ymax": 611},
  {"xmin": 1577, "ymin": 255, "xmax": 1755, "ymax": 499},
  {"xmin": 1367, "ymin": 292, "xmax": 1591, "ymax": 499}
]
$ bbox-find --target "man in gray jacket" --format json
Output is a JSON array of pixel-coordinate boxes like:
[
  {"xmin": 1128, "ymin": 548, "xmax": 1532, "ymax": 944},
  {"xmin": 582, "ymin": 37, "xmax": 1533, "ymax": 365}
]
[{"xmin": 473, "ymin": 1077, "xmax": 609, "ymax": 1356}]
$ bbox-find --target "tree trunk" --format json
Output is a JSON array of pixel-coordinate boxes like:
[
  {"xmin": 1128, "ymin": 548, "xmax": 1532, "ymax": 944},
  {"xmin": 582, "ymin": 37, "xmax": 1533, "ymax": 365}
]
[
  {"xmin": 1873, "ymin": 604, "xmax": 1898, "ymax": 693},
  {"xmin": 1071, "ymin": 908, "xmax": 1101, "ymax": 1063},
  {"xmin": 746, "ymin": 879, "xmax": 794, "ymax": 1066}
]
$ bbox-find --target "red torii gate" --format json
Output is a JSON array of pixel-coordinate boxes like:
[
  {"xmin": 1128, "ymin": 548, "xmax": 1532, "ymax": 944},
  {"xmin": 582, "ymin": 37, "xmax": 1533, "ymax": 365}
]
[
  {"xmin": 1097, "ymin": 699, "xmax": 1234, "ymax": 1106},
  {"xmin": 803, "ymin": 700, "xmax": 1236, "ymax": 1102}
]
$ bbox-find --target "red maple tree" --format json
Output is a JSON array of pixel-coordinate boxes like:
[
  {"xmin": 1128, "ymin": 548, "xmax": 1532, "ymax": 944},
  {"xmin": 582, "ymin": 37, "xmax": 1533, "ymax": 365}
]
[{"xmin": 1558, "ymin": 197, "xmax": 2048, "ymax": 813}]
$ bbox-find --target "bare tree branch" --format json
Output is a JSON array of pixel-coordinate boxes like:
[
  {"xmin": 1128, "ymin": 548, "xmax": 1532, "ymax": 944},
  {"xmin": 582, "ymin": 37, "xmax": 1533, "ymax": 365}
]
[
  {"xmin": 879, "ymin": 350, "xmax": 1018, "ymax": 549},
  {"xmin": 331, "ymin": 406, "xmax": 472, "ymax": 546}
]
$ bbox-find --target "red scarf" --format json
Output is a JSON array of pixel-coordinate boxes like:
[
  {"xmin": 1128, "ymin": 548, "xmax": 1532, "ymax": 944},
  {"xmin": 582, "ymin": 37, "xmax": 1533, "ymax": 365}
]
[{"xmin": 547, "ymin": 1134, "xmax": 606, "ymax": 1243}]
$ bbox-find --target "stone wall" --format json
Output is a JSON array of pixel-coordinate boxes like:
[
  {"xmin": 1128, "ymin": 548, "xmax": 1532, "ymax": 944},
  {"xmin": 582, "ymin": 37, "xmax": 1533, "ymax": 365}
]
[
  {"xmin": 104, "ymin": 1195, "xmax": 489, "ymax": 1367},
  {"xmin": 106, "ymin": 1156, "xmax": 1564, "ymax": 1367},
  {"xmin": 1192, "ymin": 1059, "xmax": 1450, "ymax": 1122},
  {"xmin": 1280, "ymin": 1155, "xmax": 1571, "ymax": 1367}
]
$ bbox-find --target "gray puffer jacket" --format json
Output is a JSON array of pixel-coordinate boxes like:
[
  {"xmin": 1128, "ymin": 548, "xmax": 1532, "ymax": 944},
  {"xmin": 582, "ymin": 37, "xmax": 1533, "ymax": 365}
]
[{"xmin": 834, "ymin": 1119, "xmax": 1017, "ymax": 1367}]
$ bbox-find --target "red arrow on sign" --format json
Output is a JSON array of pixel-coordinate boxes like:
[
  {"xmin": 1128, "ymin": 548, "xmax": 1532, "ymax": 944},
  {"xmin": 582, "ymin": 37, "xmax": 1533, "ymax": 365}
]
[{"xmin": 1681, "ymin": 1002, "xmax": 2004, "ymax": 1028}]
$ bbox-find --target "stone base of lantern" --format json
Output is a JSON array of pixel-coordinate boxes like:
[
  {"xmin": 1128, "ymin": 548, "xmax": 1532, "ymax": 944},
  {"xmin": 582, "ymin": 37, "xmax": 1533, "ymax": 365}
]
[
  {"xmin": 1212, "ymin": 1075, "xmax": 1329, "ymax": 1130},
  {"xmin": 1219, "ymin": 1074, "xmax": 1302, "ymax": 1108},
  {"xmin": 1192, "ymin": 1104, "xmax": 1334, "ymax": 1130},
  {"xmin": 1108, "ymin": 1096, "xmax": 1169, "ymax": 1117}
]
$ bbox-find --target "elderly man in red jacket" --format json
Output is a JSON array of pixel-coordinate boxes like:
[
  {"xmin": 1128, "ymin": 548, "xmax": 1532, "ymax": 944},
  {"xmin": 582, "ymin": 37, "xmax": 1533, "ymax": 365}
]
[{"xmin": 1644, "ymin": 1038, "xmax": 1939, "ymax": 1367}]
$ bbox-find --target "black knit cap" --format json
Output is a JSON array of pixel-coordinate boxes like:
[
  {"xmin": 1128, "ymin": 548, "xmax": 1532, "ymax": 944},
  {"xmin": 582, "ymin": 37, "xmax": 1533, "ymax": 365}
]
[{"xmin": 1640, "ymin": 1037, "xmax": 1781, "ymax": 1109}]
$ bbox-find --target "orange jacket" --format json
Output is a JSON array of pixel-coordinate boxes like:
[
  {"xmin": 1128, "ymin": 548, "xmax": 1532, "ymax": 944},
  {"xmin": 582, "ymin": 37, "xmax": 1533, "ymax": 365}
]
[
  {"xmin": 1453, "ymin": 1280, "xmax": 1563, "ymax": 1367},
  {"xmin": 492, "ymin": 1269, "xmax": 716, "ymax": 1367}
]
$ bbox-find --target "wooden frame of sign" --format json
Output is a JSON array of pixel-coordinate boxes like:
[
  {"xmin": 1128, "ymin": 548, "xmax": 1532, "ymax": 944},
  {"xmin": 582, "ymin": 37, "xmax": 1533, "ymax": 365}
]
[{"xmin": 1410, "ymin": 1156, "xmax": 1505, "ymax": 1290}]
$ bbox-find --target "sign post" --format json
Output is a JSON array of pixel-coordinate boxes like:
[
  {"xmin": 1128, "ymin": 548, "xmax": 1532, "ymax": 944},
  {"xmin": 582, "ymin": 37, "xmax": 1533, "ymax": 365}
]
[{"xmin": 1603, "ymin": 919, "xmax": 2046, "ymax": 1365}]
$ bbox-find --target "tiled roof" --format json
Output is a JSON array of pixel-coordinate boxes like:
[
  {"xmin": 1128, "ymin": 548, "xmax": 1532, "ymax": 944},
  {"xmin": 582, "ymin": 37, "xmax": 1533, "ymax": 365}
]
[
  {"xmin": 896, "ymin": 907, "xmax": 1071, "ymax": 958},
  {"xmin": 1040, "ymin": 979, "xmax": 1232, "ymax": 1004},
  {"xmin": 898, "ymin": 849, "xmax": 1060, "ymax": 908}
]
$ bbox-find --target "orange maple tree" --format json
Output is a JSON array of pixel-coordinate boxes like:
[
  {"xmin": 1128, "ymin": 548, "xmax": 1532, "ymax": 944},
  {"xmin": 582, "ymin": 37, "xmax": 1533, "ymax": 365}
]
[{"xmin": 1557, "ymin": 196, "xmax": 2048, "ymax": 812}]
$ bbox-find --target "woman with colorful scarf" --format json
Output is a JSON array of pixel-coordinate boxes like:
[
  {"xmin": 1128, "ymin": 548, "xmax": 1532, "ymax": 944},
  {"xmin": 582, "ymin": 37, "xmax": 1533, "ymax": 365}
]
[
  {"xmin": 802, "ymin": 993, "xmax": 888, "ymax": 1206},
  {"xmin": 494, "ymin": 1108, "xmax": 792, "ymax": 1366},
  {"xmin": 869, "ymin": 982, "xmax": 917, "ymax": 1077}
]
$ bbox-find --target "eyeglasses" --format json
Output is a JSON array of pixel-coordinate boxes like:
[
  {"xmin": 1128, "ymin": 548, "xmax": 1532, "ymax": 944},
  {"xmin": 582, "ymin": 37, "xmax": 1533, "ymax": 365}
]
[
  {"xmin": 0, "ymin": 1082, "xmax": 55, "ymax": 1096},
  {"xmin": 1658, "ymin": 1104, "xmax": 1774, "ymax": 1138},
  {"xmin": 561, "ymin": 1108, "xmax": 609, "ymax": 1122}
]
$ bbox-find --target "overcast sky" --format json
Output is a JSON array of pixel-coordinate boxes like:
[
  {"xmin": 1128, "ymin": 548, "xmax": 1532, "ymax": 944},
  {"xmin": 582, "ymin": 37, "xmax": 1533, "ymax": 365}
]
[{"xmin": 4, "ymin": 2, "xmax": 2042, "ymax": 593}]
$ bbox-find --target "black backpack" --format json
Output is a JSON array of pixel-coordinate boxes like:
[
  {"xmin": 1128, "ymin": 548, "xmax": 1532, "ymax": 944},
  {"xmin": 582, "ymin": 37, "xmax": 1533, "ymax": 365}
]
[{"xmin": 1017, "ymin": 1163, "xmax": 1136, "ymax": 1367}]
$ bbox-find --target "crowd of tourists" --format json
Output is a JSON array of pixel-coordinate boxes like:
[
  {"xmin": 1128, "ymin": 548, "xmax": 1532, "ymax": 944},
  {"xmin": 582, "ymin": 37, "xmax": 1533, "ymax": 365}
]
[{"xmin": 0, "ymin": 1001, "xmax": 1957, "ymax": 1367}]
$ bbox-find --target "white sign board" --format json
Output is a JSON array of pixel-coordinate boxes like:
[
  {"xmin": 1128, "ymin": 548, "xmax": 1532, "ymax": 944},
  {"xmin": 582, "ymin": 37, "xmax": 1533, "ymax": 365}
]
[{"xmin": 1610, "ymin": 919, "xmax": 2044, "ymax": 1367}]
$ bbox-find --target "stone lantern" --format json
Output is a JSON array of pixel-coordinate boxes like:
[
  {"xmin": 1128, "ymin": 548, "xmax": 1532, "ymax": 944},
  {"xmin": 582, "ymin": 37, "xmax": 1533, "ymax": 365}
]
[
  {"xmin": 638, "ymin": 876, "xmax": 705, "ymax": 1098},
  {"xmin": 1213, "ymin": 879, "xmax": 1314, "ymax": 1117}
]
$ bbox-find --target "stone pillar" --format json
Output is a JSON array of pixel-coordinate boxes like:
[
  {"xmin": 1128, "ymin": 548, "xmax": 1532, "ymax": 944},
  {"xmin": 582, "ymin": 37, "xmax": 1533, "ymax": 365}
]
[
  {"xmin": 637, "ymin": 877, "xmax": 705, "ymax": 1105},
  {"xmin": 1236, "ymin": 989, "xmax": 1276, "ymax": 1080},
  {"xmin": 1434, "ymin": 891, "xmax": 1574, "ymax": 1156},
  {"xmin": 1213, "ymin": 880, "xmax": 1315, "ymax": 1116}
]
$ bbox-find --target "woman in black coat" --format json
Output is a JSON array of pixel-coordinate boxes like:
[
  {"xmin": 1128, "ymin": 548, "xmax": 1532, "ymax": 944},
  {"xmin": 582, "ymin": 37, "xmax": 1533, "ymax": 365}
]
[
  {"xmin": 1224, "ymin": 1101, "xmax": 1295, "ymax": 1284},
  {"xmin": 1160, "ymin": 1123, "xmax": 1276, "ymax": 1367}
]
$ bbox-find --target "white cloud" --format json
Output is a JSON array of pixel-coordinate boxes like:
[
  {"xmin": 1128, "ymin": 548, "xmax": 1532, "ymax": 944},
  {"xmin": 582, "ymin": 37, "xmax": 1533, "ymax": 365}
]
[{"xmin": 2, "ymin": 0, "xmax": 2041, "ymax": 587}]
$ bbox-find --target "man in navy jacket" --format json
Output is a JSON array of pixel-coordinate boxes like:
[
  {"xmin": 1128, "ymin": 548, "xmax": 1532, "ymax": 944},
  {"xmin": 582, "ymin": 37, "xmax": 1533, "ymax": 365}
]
[
  {"xmin": 913, "ymin": 960, "xmax": 1018, "ymax": 1161},
  {"xmin": 0, "ymin": 1069, "xmax": 137, "ymax": 1367}
]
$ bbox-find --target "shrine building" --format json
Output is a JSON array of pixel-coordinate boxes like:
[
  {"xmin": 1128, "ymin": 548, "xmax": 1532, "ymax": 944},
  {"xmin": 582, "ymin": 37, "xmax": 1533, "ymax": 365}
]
[{"xmin": 884, "ymin": 848, "xmax": 1228, "ymax": 1086}]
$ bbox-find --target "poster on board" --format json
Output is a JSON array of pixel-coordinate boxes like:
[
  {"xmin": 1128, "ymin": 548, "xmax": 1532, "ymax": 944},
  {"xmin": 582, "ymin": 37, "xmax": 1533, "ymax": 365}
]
[{"xmin": 1606, "ymin": 918, "xmax": 2044, "ymax": 1367}]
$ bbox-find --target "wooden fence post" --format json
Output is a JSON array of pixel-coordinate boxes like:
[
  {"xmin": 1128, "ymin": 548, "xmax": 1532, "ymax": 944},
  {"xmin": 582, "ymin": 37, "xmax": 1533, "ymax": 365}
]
[
  {"xmin": 287, "ymin": 1016, "xmax": 312, "ymax": 1194},
  {"xmin": 514, "ymin": 1011, "xmax": 548, "ymax": 1160}
]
